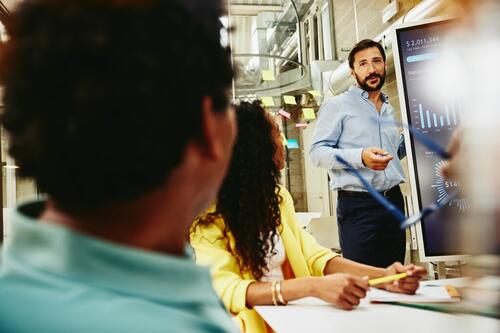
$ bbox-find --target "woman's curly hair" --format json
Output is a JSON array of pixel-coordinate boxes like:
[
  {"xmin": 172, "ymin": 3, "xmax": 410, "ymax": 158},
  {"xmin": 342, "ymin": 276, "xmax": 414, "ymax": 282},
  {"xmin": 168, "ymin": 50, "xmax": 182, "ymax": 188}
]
[{"xmin": 193, "ymin": 101, "xmax": 282, "ymax": 279}]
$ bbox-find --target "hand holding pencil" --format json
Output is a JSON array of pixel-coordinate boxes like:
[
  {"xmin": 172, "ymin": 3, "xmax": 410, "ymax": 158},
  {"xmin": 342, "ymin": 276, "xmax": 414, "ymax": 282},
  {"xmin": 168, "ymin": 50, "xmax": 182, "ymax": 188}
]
[
  {"xmin": 369, "ymin": 272, "xmax": 408, "ymax": 286},
  {"xmin": 375, "ymin": 262, "xmax": 427, "ymax": 295}
]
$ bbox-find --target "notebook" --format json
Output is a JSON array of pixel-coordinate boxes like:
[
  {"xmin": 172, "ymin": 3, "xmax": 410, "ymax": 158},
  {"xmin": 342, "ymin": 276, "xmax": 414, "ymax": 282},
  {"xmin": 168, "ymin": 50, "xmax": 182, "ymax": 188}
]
[{"xmin": 368, "ymin": 285, "xmax": 461, "ymax": 303}]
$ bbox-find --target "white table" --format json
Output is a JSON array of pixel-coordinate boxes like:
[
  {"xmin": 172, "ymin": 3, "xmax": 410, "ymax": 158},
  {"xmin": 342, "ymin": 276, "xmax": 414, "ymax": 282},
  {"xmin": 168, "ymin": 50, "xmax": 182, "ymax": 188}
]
[{"xmin": 255, "ymin": 279, "xmax": 499, "ymax": 333}]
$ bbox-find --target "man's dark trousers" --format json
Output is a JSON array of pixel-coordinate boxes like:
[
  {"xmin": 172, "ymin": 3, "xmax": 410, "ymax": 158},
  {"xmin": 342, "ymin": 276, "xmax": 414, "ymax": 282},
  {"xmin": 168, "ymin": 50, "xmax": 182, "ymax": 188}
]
[{"xmin": 336, "ymin": 187, "xmax": 406, "ymax": 268}]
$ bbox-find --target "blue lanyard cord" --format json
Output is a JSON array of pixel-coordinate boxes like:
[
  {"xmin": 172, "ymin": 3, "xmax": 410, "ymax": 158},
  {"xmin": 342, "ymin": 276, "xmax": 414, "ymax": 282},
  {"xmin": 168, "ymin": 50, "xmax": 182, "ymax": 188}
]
[
  {"xmin": 335, "ymin": 155, "xmax": 458, "ymax": 229},
  {"xmin": 400, "ymin": 192, "xmax": 458, "ymax": 229},
  {"xmin": 335, "ymin": 155, "xmax": 407, "ymax": 224},
  {"xmin": 373, "ymin": 117, "xmax": 451, "ymax": 160}
]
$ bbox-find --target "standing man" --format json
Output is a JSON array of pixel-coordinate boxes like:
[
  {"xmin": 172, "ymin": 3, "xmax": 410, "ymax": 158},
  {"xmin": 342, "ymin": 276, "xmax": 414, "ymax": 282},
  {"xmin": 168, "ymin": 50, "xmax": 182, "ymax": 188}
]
[
  {"xmin": 0, "ymin": 1, "xmax": 238, "ymax": 332},
  {"xmin": 309, "ymin": 39, "xmax": 406, "ymax": 268}
]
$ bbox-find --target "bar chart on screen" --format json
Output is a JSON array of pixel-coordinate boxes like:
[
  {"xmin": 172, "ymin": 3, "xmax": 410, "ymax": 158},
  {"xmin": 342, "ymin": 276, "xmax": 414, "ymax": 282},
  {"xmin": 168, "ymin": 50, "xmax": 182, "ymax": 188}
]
[{"xmin": 412, "ymin": 99, "xmax": 459, "ymax": 131}]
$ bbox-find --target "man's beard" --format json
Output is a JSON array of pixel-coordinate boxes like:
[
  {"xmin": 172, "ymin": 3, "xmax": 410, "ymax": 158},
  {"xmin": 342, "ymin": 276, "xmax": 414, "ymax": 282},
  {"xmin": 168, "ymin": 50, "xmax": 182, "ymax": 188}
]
[{"xmin": 356, "ymin": 71, "xmax": 386, "ymax": 92}]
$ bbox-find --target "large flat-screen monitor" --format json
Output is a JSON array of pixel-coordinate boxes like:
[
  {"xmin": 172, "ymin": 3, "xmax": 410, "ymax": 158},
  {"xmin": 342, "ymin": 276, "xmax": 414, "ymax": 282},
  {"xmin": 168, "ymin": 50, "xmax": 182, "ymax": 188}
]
[{"xmin": 392, "ymin": 17, "xmax": 468, "ymax": 262}]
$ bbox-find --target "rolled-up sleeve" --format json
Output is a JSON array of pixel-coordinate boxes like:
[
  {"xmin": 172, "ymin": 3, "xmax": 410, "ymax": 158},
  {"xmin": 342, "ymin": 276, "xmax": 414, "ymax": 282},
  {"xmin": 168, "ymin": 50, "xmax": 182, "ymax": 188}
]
[
  {"xmin": 309, "ymin": 100, "xmax": 364, "ymax": 169},
  {"xmin": 190, "ymin": 224, "xmax": 254, "ymax": 315}
]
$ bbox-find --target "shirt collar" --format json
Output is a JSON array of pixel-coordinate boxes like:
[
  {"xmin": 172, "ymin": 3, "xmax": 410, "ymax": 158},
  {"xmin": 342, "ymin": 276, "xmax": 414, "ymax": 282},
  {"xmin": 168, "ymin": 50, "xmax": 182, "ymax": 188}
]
[
  {"xmin": 348, "ymin": 85, "xmax": 389, "ymax": 104},
  {"xmin": 4, "ymin": 200, "xmax": 221, "ymax": 307}
]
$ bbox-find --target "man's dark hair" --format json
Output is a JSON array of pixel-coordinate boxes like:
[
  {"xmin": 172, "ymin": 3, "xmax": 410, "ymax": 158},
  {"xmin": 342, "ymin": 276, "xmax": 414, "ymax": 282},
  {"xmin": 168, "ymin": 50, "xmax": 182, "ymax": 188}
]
[
  {"xmin": 348, "ymin": 39, "xmax": 386, "ymax": 69},
  {"xmin": 0, "ymin": 0, "xmax": 234, "ymax": 211}
]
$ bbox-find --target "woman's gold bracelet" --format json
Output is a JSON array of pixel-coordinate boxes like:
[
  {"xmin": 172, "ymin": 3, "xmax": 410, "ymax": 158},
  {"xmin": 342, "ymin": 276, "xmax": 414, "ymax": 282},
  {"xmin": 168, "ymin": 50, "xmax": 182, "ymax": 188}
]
[
  {"xmin": 271, "ymin": 280, "xmax": 278, "ymax": 306},
  {"xmin": 275, "ymin": 280, "xmax": 287, "ymax": 305}
]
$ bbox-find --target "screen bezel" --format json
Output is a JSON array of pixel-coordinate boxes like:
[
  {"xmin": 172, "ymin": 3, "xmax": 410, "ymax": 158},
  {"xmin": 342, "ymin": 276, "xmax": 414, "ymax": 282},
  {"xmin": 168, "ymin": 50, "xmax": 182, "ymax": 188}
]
[{"xmin": 391, "ymin": 16, "xmax": 468, "ymax": 262}]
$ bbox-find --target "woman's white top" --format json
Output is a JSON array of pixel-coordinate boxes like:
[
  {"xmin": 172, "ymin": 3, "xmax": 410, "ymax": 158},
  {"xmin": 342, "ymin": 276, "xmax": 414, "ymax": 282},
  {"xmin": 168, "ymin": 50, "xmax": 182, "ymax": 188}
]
[{"xmin": 259, "ymin": 233, "xmax": 286, "ymax": 282}]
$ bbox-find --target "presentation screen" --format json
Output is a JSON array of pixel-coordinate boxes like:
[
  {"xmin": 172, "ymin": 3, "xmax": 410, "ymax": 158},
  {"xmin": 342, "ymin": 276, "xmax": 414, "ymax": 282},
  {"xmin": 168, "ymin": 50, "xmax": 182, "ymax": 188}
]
[{"xmin": 393, "ymin": 18, "xmax": 468, "ymax": 261}]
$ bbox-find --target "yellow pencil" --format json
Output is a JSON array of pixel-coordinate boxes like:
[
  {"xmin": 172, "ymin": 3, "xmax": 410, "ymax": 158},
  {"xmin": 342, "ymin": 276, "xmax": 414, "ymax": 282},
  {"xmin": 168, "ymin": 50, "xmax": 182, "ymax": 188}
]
[{"xmin": 369, "ymin": 273, "xmax": 408, "ymax": 286}]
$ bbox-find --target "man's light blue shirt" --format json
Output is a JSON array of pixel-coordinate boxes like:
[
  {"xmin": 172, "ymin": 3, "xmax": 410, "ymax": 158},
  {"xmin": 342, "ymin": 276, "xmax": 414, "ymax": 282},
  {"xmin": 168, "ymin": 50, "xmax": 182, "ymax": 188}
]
[
  {"xmin": 309, "ymin": 85, "xmax": 405, "ymax": 192},
  {"xmin": 0, "ymin": 200, "xmax": 238, "ymax": 333}
]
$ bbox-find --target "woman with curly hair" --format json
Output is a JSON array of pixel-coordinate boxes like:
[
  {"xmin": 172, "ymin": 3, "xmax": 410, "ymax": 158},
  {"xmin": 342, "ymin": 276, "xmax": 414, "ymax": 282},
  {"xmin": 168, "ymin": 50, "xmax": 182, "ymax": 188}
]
[{"xmin": 190, "ymin": 101, "xmax": 425, "ymax": 333}]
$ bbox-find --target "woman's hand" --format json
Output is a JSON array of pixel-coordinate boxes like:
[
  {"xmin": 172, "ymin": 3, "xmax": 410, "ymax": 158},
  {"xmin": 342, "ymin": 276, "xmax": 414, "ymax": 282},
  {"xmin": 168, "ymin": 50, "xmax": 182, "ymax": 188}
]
[
  {"xmin": 312, "ymin": 273, "xmax": 369, "ymax": 310},
  {"xmin": 381, "ymin": 262, "xmax": 427, "ymax": 294}
]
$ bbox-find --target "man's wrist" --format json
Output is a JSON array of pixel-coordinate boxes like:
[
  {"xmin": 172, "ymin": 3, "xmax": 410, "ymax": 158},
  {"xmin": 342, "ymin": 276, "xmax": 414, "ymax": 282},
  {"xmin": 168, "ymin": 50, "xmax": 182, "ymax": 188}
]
[{"xmin": 361, "ymin": 149, "xmax": 367, "ymax": 167}]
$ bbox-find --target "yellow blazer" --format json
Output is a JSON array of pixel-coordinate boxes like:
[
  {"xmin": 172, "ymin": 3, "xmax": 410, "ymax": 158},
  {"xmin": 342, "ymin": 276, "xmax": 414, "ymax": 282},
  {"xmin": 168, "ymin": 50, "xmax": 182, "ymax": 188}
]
[{"xmin": 190, "ymin": 186, "xmax": 338, "ymax": 333}]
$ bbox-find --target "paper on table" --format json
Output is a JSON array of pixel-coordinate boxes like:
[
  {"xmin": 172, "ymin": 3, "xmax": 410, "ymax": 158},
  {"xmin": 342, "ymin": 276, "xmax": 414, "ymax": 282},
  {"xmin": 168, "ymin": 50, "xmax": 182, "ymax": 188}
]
[
  {"xmin": 288, "ymin": 297, "xmax": 330, "ymax": 306},
  {"xmin": 368, "ymin": 286, "xmax": 460, "ymax": 303}
]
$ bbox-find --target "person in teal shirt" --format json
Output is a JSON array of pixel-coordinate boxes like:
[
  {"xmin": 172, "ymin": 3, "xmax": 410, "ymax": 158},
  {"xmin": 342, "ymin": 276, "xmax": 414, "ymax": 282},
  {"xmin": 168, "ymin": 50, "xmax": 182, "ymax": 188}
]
[{"xmin": 0, "ymin": 1, "xmax": 238, "ymax": 332}]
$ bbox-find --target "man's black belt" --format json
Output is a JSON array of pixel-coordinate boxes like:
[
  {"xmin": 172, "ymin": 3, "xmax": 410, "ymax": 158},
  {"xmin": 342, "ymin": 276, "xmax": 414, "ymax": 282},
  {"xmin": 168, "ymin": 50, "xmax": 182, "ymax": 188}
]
[{"xmin": 338, "ymin": 186, "xmax": 401, "ymax": 198}]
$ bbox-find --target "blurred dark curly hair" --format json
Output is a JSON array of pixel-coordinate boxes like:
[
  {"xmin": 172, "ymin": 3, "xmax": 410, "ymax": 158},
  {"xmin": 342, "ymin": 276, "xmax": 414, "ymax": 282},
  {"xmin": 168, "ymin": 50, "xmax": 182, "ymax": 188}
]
[
  {"xmin": 193, "ymin": 101, "xmax": 282, "ymax": 279},
  {"xmin": 0, "ymin": 0, "xmax": 233, "ymax": 212}
]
